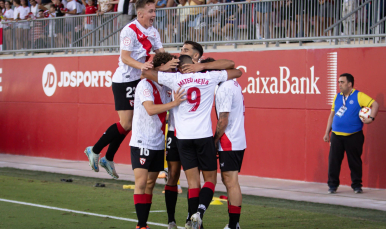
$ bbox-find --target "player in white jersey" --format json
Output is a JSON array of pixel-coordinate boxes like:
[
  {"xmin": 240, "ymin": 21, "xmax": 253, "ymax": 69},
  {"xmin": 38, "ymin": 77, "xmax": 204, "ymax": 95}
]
[
  {"xmin": 214, "ymin": 59, "xmax": 246, "ymax": 229},
  {"xmin": 84, "ymin": 0, "xmax": 179, "ymax": 179},
  {"xmin": 130, "ymin": 52, "xmax": 185, "ymax": 229},
  {"xmin": 142, "ymin": 55, "xmax": 242, "ymax": 229}
]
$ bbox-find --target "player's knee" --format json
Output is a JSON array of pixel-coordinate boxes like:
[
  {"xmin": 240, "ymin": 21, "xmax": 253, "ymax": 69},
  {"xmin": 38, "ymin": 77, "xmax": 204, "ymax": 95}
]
[
  {"xmin": 120, "ymin": 121, "xmax": 132, "ymax": 131},
  {"xmin": 167, "ymin": 172, "xmax": 180, "ymax": 185},
  {"xmin": 221, "ymin": 172, "xmax": 235, "ymax": 187},
  {"xmin": 146, "ymin": 178, "xmax": 156, "ymax": 190}
]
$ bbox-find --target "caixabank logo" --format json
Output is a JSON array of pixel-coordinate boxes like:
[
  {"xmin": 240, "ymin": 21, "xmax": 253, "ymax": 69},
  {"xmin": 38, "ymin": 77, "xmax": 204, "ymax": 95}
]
[
  {"xmin": 238, "ymin": 52, "xmax": 338, "ymax": 106},
  {"xmin": 42, "ymin": 64, "xmax": 113, "ymax": 97}
]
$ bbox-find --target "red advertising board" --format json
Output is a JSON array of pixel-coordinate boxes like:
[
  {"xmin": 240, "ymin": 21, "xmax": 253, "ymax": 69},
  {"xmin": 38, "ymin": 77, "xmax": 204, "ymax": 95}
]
[{"xmin": 0, "ymin": 47, "xmax": 385, "ymax": 188}]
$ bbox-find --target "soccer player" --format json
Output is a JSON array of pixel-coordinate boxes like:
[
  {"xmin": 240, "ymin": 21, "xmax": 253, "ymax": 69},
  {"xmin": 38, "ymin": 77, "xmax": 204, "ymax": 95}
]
[
  {"xmin": 84, "ymin": 0, "xmax": 178, "ymax": 179},
  {"xmin": 180, "ymin": 41, "xmax": 204, "ymax": 63},
  {"xmin": 142, "ymin": 55, "xmax": 242, "ymax": 229},
  {"xmin": 131, "ymin": 52, "xmax": 185, "ymax": 229},
  {"xmin": 214, "ymin": 67, "xmax": 246, "ymax": 229}
]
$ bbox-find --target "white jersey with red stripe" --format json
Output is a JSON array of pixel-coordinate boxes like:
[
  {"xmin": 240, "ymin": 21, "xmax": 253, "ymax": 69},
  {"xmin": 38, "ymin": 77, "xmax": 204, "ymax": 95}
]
[
  {"xmin": 159, "ymin": 70, "xmax": 228, "ymax": 139},
  {"xmin": 113, "ymin": 20, "xmax": 163, "ymax": 83},
  {"xmin": 129, "ymin": 79, "xmax": 172, "ymax": 150},
  {"xmin": 215, "ymin": 80, "xmax": 246, "ymax": 151}
]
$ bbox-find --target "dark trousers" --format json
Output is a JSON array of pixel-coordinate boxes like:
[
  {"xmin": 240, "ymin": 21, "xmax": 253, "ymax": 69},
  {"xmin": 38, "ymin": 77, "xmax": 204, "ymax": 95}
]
[{"xmin": 328, "ymin": 131, "xmax": 364, "ymax": 189}]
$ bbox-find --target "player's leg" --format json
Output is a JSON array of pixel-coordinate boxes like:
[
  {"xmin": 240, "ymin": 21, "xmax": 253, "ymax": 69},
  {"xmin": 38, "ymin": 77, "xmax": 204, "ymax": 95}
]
[
  {"xmin": 131, "ymin": 147, "xmax": 161, "ymax": 229},
  {"xmin": 176, "ymin": 139, "xmax": 200, "ymax": 228},
  {"xmin": 191, "ymin": 137, "xmax": 218, "ymax": 228},
  {"xmin": 165, "ymin": 132, "xmax": 182, "ymax": 225},
  {"xmin": 219, "ymin": 150, "xmax": 245, "ymax": 229},
  {"xmin": 142, "ymin": 149, "xmax": 165, "ymax": 227}
]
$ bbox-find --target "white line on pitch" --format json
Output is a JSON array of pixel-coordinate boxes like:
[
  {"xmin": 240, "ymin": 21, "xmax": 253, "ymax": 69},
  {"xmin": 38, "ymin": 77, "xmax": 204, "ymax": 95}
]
[{"xmin": 0, "ymin": 198, "xmax": 184, "ymax": 229}]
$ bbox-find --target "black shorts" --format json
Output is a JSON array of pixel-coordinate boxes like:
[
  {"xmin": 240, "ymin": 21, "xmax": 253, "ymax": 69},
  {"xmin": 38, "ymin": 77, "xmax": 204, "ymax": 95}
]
[
  {"xmin": 131, "ymin": 146, "xmax": 164, "ymax": 172},
  {"xmin": 177, "ymin": 136, "xmax": 217, "ymax": 171},
  {"xmin": 218, "ymin": 150, "xmax": 245, "ymax": 172},
  {"xmin": 112, "ymin": 80, "xmax": 140, "ymax": 111},
  {"xmin": 166, "ymin": 131, "xmax": 180, "ymax": 162}
]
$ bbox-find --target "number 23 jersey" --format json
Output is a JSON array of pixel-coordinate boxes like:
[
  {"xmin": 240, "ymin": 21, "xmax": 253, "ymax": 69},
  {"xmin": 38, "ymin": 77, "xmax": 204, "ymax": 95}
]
[{"xmin": 159, "ymin": 70, "xmax": 228, "ymax": 139}]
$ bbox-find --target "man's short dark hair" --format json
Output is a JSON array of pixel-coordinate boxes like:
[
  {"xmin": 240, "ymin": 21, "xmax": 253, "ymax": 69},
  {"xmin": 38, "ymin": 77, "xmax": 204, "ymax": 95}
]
[
  {"xmin": 184, "ymin": 41, "xmax": 203, "ymax": 59},
  {"xmin": 135, "ymin": 0, "xmax": 155, "ymax": 10},
  {"xmin": 340, "ymin": 73, "xmax": 354, "ymax": 87},
  {"xmin": 200, "ymin": 57, "xmax": 215, "ymax": 63},
  {"xmin": 153, "ymin": 52, "xmax": 176, "ymax": 68},
  {"xmin": 178, "ymin": 55, "xmax": 193, "ymax": 68}
]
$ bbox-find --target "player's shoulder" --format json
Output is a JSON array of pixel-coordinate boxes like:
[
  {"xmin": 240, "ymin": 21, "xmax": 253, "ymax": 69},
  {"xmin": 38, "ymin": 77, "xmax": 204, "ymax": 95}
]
[{"xmin": 137, "ymin": 79, "xmax": 152, "ymax": 88}]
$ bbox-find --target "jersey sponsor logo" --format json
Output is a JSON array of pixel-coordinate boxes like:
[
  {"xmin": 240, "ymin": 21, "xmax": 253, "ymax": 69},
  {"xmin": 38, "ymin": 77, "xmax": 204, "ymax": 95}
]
[
  {"xmin": 130, "ymin": 100, "xmax": 134, "ymax": 107},
  {"xmin": 140, "ymin": 158, "xmax": 146, "ymax": 165},
  {"xmin": 41, "ymin": 64, "xmax": 113, "ymax": 97},
  {"xmin": 143, "ymin": 89, "xmax": 151, "ymax": 97},
  {"xmin": 138, "ymin": 34, "xmax": 144, "ymax": 38},
  {"xmin": 123, "ymin": 37, "xmax": 131, "ymax": 46}
]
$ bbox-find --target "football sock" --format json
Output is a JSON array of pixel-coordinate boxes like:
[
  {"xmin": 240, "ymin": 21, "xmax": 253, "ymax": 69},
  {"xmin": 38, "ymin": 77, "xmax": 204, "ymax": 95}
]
[
  {"xmin": 105, "ymin": 123, "xmax": 130, "ymax": 161},
  {"xmin": 134, "ymin": 194, "xmax": 147, "ymax": 228},
  {"xmin": 165, "ymin": 185, "xmax": 178, "ymax": 223},
  {"xmin": 187, "ymin": 188, "xmax": 200, "ymax": 222},
  {"xmin": 144, "ymin": 194, "xmax": 153, "ymax": 223},
  {"xmin": 93, "ymin": 123, "xmax": 122, "ymax": 154},
  {"xmin": 228, "ymin": 205, "xmax": 241, "ymax": 229},
  {"xmin": 197, "ymin": 182, "xmax": 215, "ymax": 220}
]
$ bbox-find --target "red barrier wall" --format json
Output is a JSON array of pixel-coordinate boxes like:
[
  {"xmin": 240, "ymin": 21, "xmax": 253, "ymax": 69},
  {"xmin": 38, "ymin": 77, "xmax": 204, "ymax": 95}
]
[{"xmin": 0, "ymin": 47, "xmax": 385, "ymax": 188}]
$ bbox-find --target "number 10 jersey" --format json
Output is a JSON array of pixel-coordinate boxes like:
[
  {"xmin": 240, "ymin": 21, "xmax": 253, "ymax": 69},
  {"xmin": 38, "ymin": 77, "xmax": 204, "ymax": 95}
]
[{"xmin": 158, "ymin": 70, "xmax": 228, "ymax": 139}]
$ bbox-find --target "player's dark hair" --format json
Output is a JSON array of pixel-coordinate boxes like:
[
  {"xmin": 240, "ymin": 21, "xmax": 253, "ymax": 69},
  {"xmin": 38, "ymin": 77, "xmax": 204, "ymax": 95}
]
[
  {"xmin": 178, "ymin": 55, "xmax": 193, "ymax": 68},
  {"xmin": 340, "ymin": 73, "xmax": 354, "ymax": 87},
  {"xmin": 184, "ymin": 41, "xmax": 203, "ymax": 59},
  {"xmin": 200, "ymin": 57, "xmax": 215, "ymax": 63},
  {"xmin": 153, "ymin": 52, "xmax": 176, "ymax": 68},
  {"xmin": 135, "ymin": 0, "xmax": 155, "ymax": 10}
]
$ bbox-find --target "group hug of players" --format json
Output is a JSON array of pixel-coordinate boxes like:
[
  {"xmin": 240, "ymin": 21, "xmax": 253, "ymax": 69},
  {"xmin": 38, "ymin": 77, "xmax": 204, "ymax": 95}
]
[{"xmin": 83, "ymin": 1, "xmax": 246, "ymax": 229}]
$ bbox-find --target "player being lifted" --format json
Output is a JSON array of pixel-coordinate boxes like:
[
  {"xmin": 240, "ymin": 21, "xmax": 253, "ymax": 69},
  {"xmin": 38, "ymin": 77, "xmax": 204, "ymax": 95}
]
[
  {"xmin": 130, "ymin": 52, "xmax": 184, "ymax": 229},
  {"xmin": 84, "ymin": 0, "xmax": 178, "ymax": 179},
  {"xmin": 142, "ymin": 55, "xmax": 243, "ymax": 229}
]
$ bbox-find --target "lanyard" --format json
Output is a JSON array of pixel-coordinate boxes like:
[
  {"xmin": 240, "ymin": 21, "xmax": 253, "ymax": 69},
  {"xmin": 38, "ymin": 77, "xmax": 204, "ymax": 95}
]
[{"xmin": 342, "ymin": 89, "xmax": 354, "ymax": 107}]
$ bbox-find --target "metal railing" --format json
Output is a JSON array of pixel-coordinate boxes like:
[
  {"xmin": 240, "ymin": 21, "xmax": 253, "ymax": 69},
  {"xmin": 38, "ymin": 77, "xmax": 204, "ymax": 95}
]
[{"xmin": 1, "ymin": 0, "xmax": 386, "ymax": 55}]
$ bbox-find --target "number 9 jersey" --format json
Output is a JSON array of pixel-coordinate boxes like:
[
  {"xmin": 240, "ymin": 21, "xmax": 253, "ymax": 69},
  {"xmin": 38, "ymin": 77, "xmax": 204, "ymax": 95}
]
[{"xmin": 158, "ymin": 70, "xmax": 228, "ymax": 139}]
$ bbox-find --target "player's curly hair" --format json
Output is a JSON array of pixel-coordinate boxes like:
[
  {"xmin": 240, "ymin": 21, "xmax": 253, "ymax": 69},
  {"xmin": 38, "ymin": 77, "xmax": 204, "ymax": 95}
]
[{"xmin": 153, "ymin": 52, "xmax": 177, "ymax": 69}]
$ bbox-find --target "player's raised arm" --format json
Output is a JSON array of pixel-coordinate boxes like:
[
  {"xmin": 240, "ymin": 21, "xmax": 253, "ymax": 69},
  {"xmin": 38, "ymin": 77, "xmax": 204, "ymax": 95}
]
[
  {"xmin": 142, "ymin": 88, "xmax": 186, "ymax": 116},
  {"xmin": 182, "ymin": 59, "xmax": 235, "ymax": 73},
  {"xmin": 142, "ymin": 69, "xmax": 160, "ymax": 83},
  {"xmin": 226, "ymin": 69, "xmax": 243, "ymax": 80},
  {"xmin": 121, "ymin": 50, "xmax": 153, "ymax": 71}
]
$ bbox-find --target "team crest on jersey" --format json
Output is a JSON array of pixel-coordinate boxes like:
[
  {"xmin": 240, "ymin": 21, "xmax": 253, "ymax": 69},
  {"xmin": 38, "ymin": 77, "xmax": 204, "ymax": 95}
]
[
  {"xmin": 130, "ymin": 100, "xmax": 134, "ymax": 107},
  {"xmin": 167, "ymin": 91, "xmax": 172, "ymax": 97},
  {"xmin": 143, "ymin": 89, "xmax": 151, "ymax": 97},
  {"xmin": 349, "ymin": 100, "xmax": 354, "ymax": 105},
  {"xmin": 140, "ymin": 158, "xmax": 146, "ymax": 165},
  {"xmin": 123, "ymin": 37, "xmax": 131, "ymax": 46}
]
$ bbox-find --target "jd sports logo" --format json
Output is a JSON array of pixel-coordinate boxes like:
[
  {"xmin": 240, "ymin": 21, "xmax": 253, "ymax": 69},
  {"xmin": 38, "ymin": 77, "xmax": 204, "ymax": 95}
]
[
  {"xmin": 42, "ymin": 64, "xmax": 57, "ymax": 97},
  {"xmin": 42, "ymin": 64, "xmax": 113, "ymax": 97}
]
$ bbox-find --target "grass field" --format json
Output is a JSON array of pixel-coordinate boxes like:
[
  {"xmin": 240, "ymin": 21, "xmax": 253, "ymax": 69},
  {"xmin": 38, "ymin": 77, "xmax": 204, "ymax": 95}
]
[{"xmin": 0, "ymin": 167, "xmax": 385, "ymax": 229}]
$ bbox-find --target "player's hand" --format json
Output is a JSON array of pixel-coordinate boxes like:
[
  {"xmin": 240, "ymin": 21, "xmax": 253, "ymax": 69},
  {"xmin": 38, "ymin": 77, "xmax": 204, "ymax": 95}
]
[
  {"xmin": 362, "ymin": 117, "xmax": 373, "ymax": 124},
  {"xmin": 141, "ymin": 62, "xmax": 153, "ymax": 71},
  {"xmin": 173, "ymin": 87, "xmax": 186, "ymax": 106},
  {"xmin": 182, "ymin": 63, "xmax": 204, "ymax": 73},
  {"xmin": 159, "ymin": 58, "xmax": 179, "ymax": 72},
  {"xmin": 323, "ymin": 133, "xmax": 330, "ymax": 142}
]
